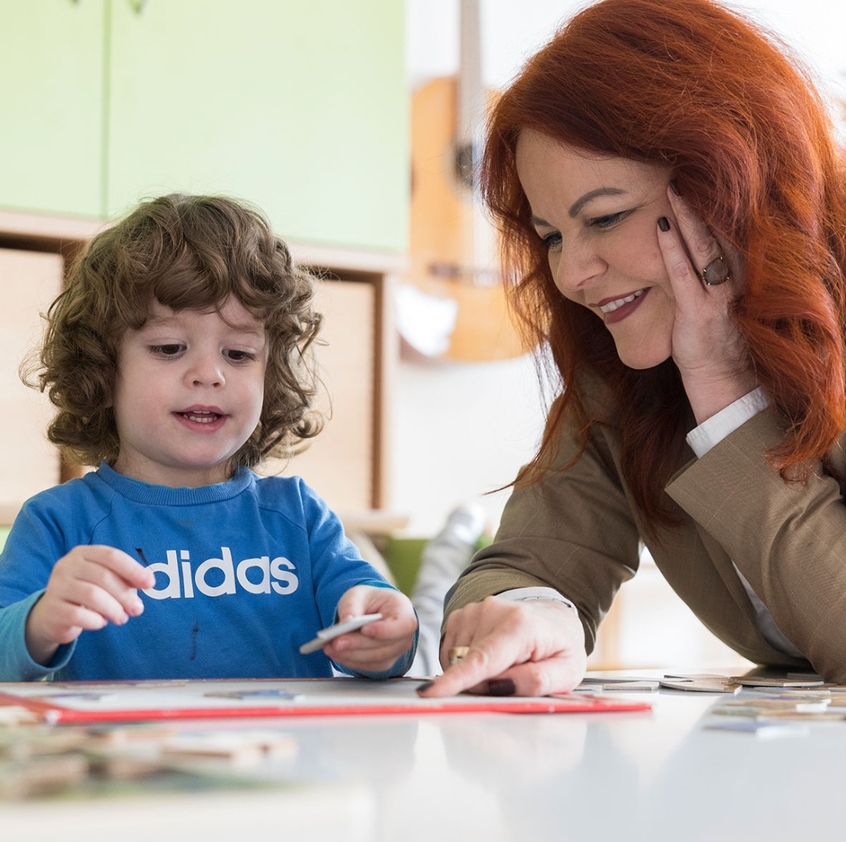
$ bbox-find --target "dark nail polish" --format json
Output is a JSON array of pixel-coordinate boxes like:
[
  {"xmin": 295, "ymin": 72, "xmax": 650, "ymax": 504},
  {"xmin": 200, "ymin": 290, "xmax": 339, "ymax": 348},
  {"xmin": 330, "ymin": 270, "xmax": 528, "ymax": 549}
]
[
  {"xmin": 669, "ymin": 179, "xmax": 680, "ymax": 195},
  {"xmin": 657, "ymin": 217, "xmax": 671, "ymax": 232},
  {"xmin": 416, "ymin": 680, "xmax": 434, "ymax": 694},
  {"xmin": 487, "ymin": 678, "xmax": 516, "ymax": 697}
]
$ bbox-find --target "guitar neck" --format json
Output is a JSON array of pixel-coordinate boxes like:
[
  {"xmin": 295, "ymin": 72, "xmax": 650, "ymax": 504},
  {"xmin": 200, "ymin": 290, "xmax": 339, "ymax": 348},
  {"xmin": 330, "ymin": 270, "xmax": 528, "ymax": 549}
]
[{"xmin": 457, "ymin": 0, "xmax": 484, "ymax": 149}]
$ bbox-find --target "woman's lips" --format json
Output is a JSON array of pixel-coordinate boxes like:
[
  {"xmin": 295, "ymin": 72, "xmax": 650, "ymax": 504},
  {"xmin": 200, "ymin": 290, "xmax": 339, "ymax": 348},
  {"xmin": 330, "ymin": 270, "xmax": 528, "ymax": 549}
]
[{"xmin": 597, "ymin": 288, "xmax": 648, "ymax": 324}]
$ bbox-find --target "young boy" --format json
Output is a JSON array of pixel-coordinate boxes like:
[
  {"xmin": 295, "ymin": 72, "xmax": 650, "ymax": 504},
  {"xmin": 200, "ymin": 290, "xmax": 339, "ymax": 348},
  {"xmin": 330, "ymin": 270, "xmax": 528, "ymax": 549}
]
[{"xmin": 0, "ymin": 193, "xmax": 417, "ymax": 681}]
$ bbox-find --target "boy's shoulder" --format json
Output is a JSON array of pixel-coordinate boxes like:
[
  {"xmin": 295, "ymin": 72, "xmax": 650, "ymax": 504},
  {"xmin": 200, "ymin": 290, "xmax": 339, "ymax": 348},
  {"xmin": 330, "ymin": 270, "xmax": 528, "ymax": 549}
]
[
  {"xmin": 20, "ymin": 470, "xmax": 108, "ymax": 513},
  {"xmin": 250, "ymin": 471, "xmax": 340, "ymax": 525},
  {"xmin": 14, "ymin": 471, "xmax": 111, "ymax": 517},
  {"xmin": 251, "ymin": 471, "xmax": 325, "ymax": 506},
  {"xmin": 10, "ymin": 470, "xmax": 114, "ymax": 544}
]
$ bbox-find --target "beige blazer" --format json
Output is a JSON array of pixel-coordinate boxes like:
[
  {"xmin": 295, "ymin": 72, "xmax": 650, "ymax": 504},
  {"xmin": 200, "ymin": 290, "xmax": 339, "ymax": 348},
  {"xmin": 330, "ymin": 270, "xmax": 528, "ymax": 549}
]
[{"xmin": 447, "ymin": 404, "xmax": 846, "ymax": 683}]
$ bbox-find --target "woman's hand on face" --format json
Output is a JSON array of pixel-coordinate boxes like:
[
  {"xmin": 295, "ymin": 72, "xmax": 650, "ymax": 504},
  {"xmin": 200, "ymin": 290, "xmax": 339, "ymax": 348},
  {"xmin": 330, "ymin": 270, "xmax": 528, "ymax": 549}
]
[
  {"xmin": 659, "ymin": 186, "xmax": 757, "ymax": 424},
  {"xmin": 416, "ymin": 595, "xmax": 587, "ymax": 698},
  {"xmin": 25, "ymin": 546, "xmax": 155, "ymax": 666}
]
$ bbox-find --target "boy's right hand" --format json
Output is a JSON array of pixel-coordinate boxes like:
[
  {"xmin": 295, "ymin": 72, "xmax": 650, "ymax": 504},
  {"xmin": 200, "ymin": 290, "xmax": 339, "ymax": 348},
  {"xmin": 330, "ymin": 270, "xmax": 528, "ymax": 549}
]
[{"xmin": 25, "ymin": 546, "xmax": 155, "ymax": 666}]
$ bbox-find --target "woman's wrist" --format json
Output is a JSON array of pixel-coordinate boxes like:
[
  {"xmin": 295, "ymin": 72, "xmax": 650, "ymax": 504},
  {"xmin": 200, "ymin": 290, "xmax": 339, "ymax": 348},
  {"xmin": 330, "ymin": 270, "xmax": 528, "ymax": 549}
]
[
  {"xmin": 686, "ymin": 387, "xmax": 769, "ymax": 457},
  {"xmin": 681, "ymin": 368, "xmax": 759, "ymax": 426}
]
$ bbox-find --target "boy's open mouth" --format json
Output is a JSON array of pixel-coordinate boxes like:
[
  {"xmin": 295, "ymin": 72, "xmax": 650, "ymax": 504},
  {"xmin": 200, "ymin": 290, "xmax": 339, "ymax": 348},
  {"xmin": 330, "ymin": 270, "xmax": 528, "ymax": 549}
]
[{"xmin": 178, "ymin": 411, "xmax": 222, "ymax": 424}]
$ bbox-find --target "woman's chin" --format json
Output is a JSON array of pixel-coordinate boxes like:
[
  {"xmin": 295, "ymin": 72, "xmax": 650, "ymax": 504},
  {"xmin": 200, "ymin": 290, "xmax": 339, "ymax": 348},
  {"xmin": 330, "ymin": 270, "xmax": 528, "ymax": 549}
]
[{"xmin": 615, "ymin": 345, "xmax": 673, "ymax": 371}]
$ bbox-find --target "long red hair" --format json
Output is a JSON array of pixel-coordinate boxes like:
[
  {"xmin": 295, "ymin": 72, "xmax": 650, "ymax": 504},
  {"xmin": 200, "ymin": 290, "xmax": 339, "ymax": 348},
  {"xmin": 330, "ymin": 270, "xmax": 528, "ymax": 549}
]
[{"xmin": 482, "ymin": 0, "xmax": 846, "ymax": 528}]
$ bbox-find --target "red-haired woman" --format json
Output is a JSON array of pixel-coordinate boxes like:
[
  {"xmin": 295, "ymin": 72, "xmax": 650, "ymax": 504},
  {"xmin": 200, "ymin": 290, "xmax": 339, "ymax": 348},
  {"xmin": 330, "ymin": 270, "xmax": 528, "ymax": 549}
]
[{"xmin": 419, "ymin": 0, "xmax": 846, "ymax": 697}]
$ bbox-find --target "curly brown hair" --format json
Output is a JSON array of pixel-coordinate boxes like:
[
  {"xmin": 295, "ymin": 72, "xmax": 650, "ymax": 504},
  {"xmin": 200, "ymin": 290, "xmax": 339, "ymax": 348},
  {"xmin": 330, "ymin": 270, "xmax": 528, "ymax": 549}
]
[{"xmin": 29, "ymin": 193, "xmax": 323, "ymax": 472}]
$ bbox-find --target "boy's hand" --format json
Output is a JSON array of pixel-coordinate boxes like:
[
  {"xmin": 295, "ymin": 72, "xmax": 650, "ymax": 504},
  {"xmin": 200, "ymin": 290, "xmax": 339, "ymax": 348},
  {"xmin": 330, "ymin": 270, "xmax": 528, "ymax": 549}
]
[
  {"xmin": 25, "ymin": 545, "xmax": 155, "ymax": 666},
  {"xmin": 322, "ymin": 585, "xmax": 418, "ymax": 674}
]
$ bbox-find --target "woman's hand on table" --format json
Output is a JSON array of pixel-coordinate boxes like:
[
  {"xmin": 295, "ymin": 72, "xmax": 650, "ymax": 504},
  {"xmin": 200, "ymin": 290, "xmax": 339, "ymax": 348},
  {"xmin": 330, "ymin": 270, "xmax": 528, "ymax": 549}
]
[{"xmin": 415, "ymin": 595, "xmax": 587, "ymax": 698}]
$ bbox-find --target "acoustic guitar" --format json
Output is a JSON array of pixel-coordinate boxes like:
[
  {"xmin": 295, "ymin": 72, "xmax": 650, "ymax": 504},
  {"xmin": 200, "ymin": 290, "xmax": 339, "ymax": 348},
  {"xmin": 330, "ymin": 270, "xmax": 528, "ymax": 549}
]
[{"xmin": 397, "ymin": 0, "xmax": 529, "ymax": 363}]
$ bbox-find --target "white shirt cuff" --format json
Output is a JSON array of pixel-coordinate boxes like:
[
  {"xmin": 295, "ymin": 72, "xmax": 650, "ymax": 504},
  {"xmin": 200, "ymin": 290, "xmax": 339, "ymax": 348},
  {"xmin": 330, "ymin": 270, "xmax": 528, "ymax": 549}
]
[
  {"xmin": 497, "ymin": 587, "xmax": 578, "ymax": 616},
  {"xmin": 686, "ymin": 387, "xmax": 769, "ymax": 458}
]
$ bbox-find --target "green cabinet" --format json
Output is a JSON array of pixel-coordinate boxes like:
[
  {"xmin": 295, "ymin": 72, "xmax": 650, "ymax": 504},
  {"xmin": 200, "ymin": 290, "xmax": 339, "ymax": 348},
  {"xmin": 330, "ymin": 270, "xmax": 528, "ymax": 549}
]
[
  {"xmin": 0, "ymin": 0, "xmax": 105, "ymax": 218},
  {"xmin": 1, "ymin": 0, "xmax": 408, "ymax": 252}
]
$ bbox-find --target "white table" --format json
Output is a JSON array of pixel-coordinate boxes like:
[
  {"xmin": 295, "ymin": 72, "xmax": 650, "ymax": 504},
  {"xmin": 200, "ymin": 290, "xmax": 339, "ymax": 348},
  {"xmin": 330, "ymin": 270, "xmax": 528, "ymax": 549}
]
[{"xmin": 2, "ymin": 673, "xmax": 844, "ymax": 841}]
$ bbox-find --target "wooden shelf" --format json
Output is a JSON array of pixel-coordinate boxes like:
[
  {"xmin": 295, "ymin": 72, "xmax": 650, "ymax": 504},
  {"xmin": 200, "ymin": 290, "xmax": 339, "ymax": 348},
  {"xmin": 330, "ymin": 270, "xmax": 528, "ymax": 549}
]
[{"xmin": 0, "ymin": 210, "xmax": 402, "ymax": 520}]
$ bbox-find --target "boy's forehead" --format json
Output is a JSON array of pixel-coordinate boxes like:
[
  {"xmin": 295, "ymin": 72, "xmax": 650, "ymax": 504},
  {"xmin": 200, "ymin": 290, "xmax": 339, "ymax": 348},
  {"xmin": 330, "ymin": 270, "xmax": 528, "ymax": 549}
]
[{"xmin": 145, "ymin": 299, "xmax": 265, "ymax": 335}]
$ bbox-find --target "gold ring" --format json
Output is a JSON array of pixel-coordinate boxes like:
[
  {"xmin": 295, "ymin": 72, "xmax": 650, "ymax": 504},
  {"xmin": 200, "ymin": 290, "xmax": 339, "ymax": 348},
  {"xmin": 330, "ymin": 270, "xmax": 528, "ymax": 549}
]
[
  {"xmin": 448, "ymin": 646, "xmax": 471, "ymax": 665},
  {"xmin": 700, "ymin": 255, "xmax": 730, "ymax": 286}
]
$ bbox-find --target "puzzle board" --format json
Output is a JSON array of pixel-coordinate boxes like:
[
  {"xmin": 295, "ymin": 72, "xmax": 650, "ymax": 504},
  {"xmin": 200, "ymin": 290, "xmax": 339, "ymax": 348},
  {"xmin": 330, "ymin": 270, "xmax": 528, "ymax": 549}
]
[{"xmin": 0, "ymin": 677, "xmax": 651, "ymax": 724}]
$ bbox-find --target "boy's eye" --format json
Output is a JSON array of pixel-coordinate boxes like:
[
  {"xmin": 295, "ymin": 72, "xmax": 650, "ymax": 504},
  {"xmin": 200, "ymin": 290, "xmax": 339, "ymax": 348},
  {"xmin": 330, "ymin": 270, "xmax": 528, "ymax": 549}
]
[
  {"xmin": 150, "ymin": 344, "xmax": 184, "ymax": 356},
  {"xmin": 223, "ymin": 349, "xmax": 256, "ymax": 362}
]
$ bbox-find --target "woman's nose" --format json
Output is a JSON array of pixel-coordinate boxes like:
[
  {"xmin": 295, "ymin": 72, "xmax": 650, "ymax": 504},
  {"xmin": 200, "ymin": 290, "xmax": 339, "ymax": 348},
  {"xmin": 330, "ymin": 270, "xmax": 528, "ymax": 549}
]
[{"xmin": 550, "ymin": 243, "xmax": 605, "ymax": 294}]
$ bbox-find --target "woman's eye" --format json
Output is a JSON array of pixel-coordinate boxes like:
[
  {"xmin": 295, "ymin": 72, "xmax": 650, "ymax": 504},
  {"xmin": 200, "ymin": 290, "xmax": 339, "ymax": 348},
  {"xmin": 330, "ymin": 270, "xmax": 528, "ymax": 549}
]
[
  {"xmin": 150, "ymin": 344, "xmax": 184, "ymax": 357},
  {"xmin": 590, "ymin": 211, "xmax": 625, "ymax": 230},
  {"xmin": 540, "ymin": 231, "xmax": 562, "ymax": 250}
]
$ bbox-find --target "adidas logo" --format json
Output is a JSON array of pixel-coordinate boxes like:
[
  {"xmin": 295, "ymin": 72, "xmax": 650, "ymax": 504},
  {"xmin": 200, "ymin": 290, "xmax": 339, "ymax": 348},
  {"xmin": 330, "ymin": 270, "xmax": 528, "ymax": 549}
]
[{"xmin": 143, "ymin": 547, "xmax": 299, "ymax": 599}]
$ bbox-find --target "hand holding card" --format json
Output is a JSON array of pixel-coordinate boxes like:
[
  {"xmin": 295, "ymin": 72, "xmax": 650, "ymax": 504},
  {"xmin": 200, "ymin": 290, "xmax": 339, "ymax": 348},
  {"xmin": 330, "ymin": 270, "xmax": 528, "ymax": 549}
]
[{"xmin": 299, "ymin": 614, "xmax": 383, "ymax": 655}]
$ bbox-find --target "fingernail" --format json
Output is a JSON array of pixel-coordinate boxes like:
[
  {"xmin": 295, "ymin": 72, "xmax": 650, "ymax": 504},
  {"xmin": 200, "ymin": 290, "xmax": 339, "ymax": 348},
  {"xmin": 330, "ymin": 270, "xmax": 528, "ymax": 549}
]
[
  {"xmin": 657, "ymin": 217, "xmax": 671, "ymax": 232},
  {"xmin": 416, "ymin": 680, "xmax": 434, "ymax": 694},
  {"xmin": 487, "ymin": 678, "xmax": 516, "ymax": 697},
  {"xmin": 669, "ymin": 179, "xmax": 680, "ymax": 195}
]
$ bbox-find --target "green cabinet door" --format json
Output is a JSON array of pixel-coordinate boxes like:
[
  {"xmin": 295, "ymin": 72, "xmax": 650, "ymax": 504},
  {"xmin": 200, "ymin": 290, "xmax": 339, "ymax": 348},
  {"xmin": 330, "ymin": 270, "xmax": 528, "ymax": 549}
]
[
  {"xmin": 107, "ymin": 0, "xmax": 408, "ymax": 252},
  {"xmin": 0, "ymin": 0, "xmax": 105, "ymax": 218}
]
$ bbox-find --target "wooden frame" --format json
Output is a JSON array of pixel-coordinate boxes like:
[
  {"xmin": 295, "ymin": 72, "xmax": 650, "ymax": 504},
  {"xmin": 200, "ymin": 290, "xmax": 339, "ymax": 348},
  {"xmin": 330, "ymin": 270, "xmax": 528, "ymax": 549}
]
[{"xmin": 0, "ymin": 209, "xmax": 404, "ymax": 521}]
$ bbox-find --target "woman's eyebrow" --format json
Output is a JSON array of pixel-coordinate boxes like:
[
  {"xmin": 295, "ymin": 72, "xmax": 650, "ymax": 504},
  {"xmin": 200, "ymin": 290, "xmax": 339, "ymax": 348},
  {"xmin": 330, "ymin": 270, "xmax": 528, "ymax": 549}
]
[
  {"xmin": 568, "ymin": 187, "xmax": 626, "ymax": 217},
  {"xmin": 530, "ymin": 215, "xmax": 554, "ymax": 229},
  {"xmin": 529, "ymin": 187, "xmax": 629, "ymax": 229}
]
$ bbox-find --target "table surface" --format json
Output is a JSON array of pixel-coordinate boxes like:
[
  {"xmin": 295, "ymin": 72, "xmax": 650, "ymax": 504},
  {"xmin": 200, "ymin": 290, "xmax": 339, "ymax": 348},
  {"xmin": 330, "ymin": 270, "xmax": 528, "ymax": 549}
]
[{"xmin": 2, "ymin": 670, "xmax": 844, "ymax": 842}]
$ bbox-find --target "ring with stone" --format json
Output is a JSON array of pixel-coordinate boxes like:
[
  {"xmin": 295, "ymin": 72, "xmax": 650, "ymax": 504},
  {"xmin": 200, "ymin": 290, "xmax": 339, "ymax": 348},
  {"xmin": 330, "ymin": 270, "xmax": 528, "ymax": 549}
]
[
  {"xmin": 448, "ymin": 646, "xmax": 471, "ymax": 665},
  {"xmin": 700, "ymin": 254, "xmax": 731, "ymax": 286}
]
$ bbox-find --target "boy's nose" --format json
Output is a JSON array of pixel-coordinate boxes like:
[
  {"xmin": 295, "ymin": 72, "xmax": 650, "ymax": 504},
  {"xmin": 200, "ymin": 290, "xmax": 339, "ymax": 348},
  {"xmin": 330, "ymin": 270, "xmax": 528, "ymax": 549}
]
[{"xmin": 187, "ymin": 356, "xmax": 225, "ymax": 387}]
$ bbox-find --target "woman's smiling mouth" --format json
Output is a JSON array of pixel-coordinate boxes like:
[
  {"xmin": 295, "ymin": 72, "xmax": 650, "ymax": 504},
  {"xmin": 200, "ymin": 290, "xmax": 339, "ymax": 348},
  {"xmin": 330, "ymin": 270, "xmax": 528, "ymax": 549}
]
[{"xmin": 599, "ymin": 289, "xmax": 646, "ymax": 314}]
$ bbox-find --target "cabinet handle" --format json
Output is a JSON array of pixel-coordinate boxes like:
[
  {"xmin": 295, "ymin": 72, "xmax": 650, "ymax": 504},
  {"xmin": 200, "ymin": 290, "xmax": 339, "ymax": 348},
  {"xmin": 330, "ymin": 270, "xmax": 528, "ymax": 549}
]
[{"xmin": 68, "ymin": 0, "xmax": 148, "ymax": 11}]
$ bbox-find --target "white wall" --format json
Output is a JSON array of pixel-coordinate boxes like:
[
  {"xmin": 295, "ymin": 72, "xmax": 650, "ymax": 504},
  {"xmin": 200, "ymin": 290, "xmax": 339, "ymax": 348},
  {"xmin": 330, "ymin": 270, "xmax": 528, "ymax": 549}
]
[{"xmin": 394, "ymin": 0, "xmax": 846, "ymax": 537}]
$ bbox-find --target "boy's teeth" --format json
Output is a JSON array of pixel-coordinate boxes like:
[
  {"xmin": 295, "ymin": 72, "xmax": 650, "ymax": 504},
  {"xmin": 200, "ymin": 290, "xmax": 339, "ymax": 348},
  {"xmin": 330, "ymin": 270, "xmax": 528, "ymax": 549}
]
[{"xmin": 184, "ymin": 412, "xmax": 216, "ymax": 423}]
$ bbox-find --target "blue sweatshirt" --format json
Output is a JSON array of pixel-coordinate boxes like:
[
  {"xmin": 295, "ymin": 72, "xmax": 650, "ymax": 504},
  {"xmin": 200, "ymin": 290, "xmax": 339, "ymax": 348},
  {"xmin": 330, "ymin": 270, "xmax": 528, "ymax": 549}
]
[{"xmin": 0, "ymin": 463, "xmax": 415, "ymax": 681}]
